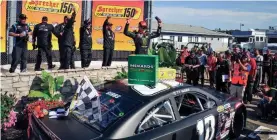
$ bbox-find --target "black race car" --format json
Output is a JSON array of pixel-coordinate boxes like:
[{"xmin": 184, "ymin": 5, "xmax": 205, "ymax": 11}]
[{"xmin": 30, "ymin": 80, "xmax": 246, "ymax": 140}]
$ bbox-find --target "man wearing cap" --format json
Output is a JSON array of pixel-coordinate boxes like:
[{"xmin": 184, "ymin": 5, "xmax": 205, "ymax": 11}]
[
  {"xmin": 33, "ymin": 16, "xmax": 55, "ymax": 71},
  {"xmin": 102, "ymin": 16, "xmax": 115, "ymax": 67},
  {"xmin": 79, "ymin": 19, "xmax": 92, "ymax": 68},
  {"xmin": 61, "ymin": 7, "xmax": 76, "ymax": 69},
  {"xmin": 54, "ymin": 15, "xmax": 68, "ymax": 69},
  {"xmin": 244, "ymin": 52, "xmax": 257, "ymax": 103},
  {"xmin": 262, "ymin": 49, "xmax": 273, "ymax": 86},
  {"xmin": 184, "ymin": 51, "xmax": 200, "ymax": 86},
  {"xmin": 8, "ymin": 14, "xmax": 32, "ymax": 73},
  {"xmin": 124, "ymin": 16, "xmax": 162, "ymax": 54}
]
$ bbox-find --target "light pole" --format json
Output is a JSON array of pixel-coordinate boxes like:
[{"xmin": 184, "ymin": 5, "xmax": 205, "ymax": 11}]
[{"xmin": 240, "ymin": 23, "xmax": 244, "ymax": 31}]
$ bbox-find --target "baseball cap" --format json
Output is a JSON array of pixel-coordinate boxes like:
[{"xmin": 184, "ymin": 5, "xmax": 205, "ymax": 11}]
[
  {"xmin": 42, "ymin": 16, "xmax": 48, "ymax": 21},
  {"xmin": 19, "ymin": 14, "xmax": 27, "ymax": 19},
  {"xmin": 64, "ymin": 16, "xmax": 69, "ymax": 19}
]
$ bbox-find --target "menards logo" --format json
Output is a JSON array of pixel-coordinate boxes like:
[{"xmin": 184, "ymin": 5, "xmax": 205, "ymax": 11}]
[
  {"xmin": 24, "ymin": 0, "xmax": 80, "ymax": 15},
  {"xmin": 94, "ymin": 5, "xmax": 142, "ymax": 20},
  {"xmin": 130, "ymin": 64, "xmax": 154, "ymax": 69}
]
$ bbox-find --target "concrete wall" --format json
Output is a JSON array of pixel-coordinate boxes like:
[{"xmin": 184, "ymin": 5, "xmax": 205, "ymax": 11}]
[{"xmin": 0, "ymin": 66, "xmax": 127, "ymax": 100}]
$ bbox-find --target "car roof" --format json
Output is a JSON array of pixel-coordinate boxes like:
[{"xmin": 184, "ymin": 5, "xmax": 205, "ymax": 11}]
[{"xmin": 97, "ymin": 79, "xmax": 191, "ymax": 103}]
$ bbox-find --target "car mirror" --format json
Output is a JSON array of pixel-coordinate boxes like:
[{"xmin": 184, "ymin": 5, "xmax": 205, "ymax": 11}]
[{"xmin": 204, "ymin": 100, "xmax": 216, "ymax": 109}]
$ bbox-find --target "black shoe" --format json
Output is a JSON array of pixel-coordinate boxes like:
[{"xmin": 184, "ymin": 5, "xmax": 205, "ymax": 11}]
[
  {"xmin": 9, "ymin": 69, "xmax": 15, "ymax": 73},
  {"xmin": 48, "ymin": 65, "xmax": 56, "ymax": 70},
  {"xmin": 34, "ymin": 68, "xmax": 44, "ymax": 71}
]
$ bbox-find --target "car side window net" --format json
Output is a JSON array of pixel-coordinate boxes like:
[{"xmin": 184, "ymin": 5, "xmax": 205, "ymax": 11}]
[
  {"xmin": 174, "ymin": 93, "xmax": 205, "ymax": 118},
  {"xmin": 136, "ymin": 100, "xmax": 175, "ymax": 134}
]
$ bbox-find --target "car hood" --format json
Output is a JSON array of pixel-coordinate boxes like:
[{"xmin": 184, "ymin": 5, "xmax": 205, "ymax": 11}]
[{"xmin": 31, "ymin": 114, "xmax": 102, "ymax": 140}]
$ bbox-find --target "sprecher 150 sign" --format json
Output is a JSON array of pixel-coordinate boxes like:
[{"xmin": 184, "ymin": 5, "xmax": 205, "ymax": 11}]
[{"xmin": 128, "ymin": 55, "xmax": 158, "ymax": 86}]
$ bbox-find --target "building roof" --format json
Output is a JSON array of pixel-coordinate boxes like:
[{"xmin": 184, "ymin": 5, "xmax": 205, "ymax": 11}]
[
  {"xmin": 151, "ymin": 22, "xmax": 231, "ymax": 37},
  {"xmin": 231, "ymin": 30, "xmax": 253, "ymax": 37}
]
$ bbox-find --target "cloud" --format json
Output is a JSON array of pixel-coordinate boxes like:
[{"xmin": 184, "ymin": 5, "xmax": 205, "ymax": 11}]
[{"xmin": 153, "ymin": 6, "xmax": 277, "ymax": 29}]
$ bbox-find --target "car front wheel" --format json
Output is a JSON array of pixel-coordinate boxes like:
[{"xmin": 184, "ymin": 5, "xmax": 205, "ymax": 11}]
[{"xmin": 229, "ymin": 108, "xmax": 245, "ymax": 138}]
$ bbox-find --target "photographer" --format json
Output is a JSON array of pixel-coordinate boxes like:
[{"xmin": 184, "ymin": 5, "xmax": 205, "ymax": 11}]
[
  {"xmin": 8, "ymin": 14, "xmax": 32, "ymax": 73},
  {"xmin": 33, "ymin": 16, "xmax": 55, "ymax": 71},
  {"xmin": 257, "ymin": 85, "xmax": 277, "ymax": 121},
  {"xmin": 229, "ymin": 55, "xmax": 251, "ymax": 99}
]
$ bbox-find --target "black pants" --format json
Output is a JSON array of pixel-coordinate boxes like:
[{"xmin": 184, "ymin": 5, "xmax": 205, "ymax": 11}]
[
  {"xmin": 186, "ymin": 71, "xmax": 198, "ymax": 86},
  {"xmin": 102, "ymin": 48, "xmax": 114, "ymax": 66},
  {"xmin": 259, "ymin": 100, "xmax": 277, "ymax": 118},
  {"xmin": 199, "ymin": 65, "xmax": 205, "ymax": 86},
  {"xmin": 216, "ymin": 75, "xmax": 229, "ymax": 93},
  {"xmin": 58, "ymin": 42, "xmax": 64, "ymax": 69},
  {"xmin": 254, "ymin": 69, "xmax": 262, "ymax": 92},
  {"xmin": 63, "ymin": 46, "xmax": 75, "ymax": 69},
  {"xmin": 262, "ymin": 66, "xmax": 271, "ymax": 85},
  {"xmin": 10, "ymin": 46, "xmax": 27, "ymax": 72},
  {"xmin": 244, "ymin": 75, "xmax": 254, "ymax": 102},
  {"xmin": 35, "ymin": 45, "xmax": 53, "ymax": 69},
  {"xmin": 80, "ymin": 48, "xmax": 92, "ymax": 68},
  {"xmin": 209, "ymin": 71, "xmax": 215, "ymax": 87}
]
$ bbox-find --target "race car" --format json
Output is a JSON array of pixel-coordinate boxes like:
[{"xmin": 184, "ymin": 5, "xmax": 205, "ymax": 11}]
[{"xmin": 30, "ymin": 79, "xmax": 247, "ymax": 140}]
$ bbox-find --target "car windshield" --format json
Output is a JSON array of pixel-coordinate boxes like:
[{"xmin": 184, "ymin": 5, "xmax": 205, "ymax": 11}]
[{"xmin": 72, "ymin": 83, "xmax": 141, "ymax": 132}]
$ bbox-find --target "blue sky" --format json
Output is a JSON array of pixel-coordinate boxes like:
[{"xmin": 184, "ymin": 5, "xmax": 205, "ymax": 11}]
[{"xmin": 153, "ymin": 1, "xmax": 277, "ymax": 30}]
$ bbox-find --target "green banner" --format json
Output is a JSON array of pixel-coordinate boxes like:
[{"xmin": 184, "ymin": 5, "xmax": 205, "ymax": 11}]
[{"xmin": 128, "ymin": 55, "xmax": 158, "ymax": 86}]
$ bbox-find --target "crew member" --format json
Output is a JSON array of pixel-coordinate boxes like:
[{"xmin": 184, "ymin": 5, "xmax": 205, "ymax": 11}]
[
  {"xmin": 262, "ymin": 50, "xmax": 272, "ymax": 86},
  {"xmin": 54, "ymin": 16, "xmax": 68, "ymax": 69},
  {"xmin": 33, "ymin": 16, "xmax": 55, "ymax": 71},
  {"xmin": 207, "ymin": 43, "xmax": 213, "ymax": 55},
  {"xmin": 254, "ymin": 49, "xmax": 263, "ymax": 91},
  {"xmin": 231, "ymin": 46, "xmax": 242, "ymax": 63},
  {"xmin": 244, "ymin": 52, "xmax": 257, "ymax": 104},
  {"xmin": 257, "ymin": 85, "xmax": 277, "ymax": 121},
  {"xmin": 207, "ymin": 52, "xmax": 217, "ymax": 88},
  {"xmin": 102, "ymin": 16, "xmax": 115, "ymax": 67},
  {"xmin": 272, "ymin": 53, "xmax": 277, "ymax": 88},
  {"xmin": 197, "ymin": 49, "xmax": 206, "ymax": 86},
  {"xmin": 229, "ymin": 55, "xmax": 251, "ymax": 99},
  {"xmin": 124, "ymin": 17, "xmax": 162, "ymax": 54},
  {"xmin": 8, "ymin": 14, "xmax": 32, "ymax": 73},
  {"xmin": 215, "ymin": 53, "xmax": 230, "ymax": 93},
  {"xmin": 79, "ymin": 19, "xmax": 92, "ymax": 68},
  {"xmin": 184, "ymin": 51, "xmax": 200, "ymax": 86},
  {"xmin": 62, "ymin": 7, "xmax": 76, "ymax": 69},
  {"xmin": 225, "ymin": 50, "xmax": 233, "ymax": 89}
]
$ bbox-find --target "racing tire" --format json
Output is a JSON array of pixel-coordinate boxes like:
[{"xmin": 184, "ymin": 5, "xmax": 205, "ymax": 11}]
[{"xmin": 229, "ymin": 108, "xmax": 245, "ymax": 138}]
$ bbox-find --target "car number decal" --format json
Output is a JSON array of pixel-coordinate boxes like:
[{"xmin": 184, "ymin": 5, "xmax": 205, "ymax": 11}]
[{"xmin": 196, "ymin": 114, "xmax": 215, "ymax": 140}]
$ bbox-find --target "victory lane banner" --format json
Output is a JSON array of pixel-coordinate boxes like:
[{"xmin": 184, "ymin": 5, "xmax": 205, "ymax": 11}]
[
  {"xmin": 128, "ymin": 55, "xmax": 158, "ymax": 86},
  {"xmin": 0, "ymin": 0, "xmax": 7, "ymax": 52},
  {"xmin": 92, "ymin": 1, "xmax": 144, "ymax": 51},
  {"xmin": 22, "ymin": 0, "xmax": 82, "ymax": 51}
]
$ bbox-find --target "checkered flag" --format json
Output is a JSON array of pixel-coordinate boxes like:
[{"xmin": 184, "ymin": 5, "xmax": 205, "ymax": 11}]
[{"xmin": 74, "ymin": 76, "xmax": 102, "ymax": 121}]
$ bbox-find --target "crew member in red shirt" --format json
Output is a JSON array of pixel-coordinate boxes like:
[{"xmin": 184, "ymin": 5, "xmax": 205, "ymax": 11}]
[
  {"xmin": 244, "ymin": 52, "xmax": 257, "ymax": 103},
  {"xmin": 207, "ymin": 52, "xmax": 217, "ymax": 88}
]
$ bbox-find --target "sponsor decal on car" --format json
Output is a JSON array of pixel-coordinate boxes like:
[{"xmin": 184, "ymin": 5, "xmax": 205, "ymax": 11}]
[
  {"xmin": 106, "ymin": 91, "xmax": 121, "ymax": 99},
  {"xmin": 217, "ymin": 105, "xmax": 224, "ymax": 113},
  {"xmin": 224, "ymin": 103, "xmax": 231, "ymax": 109}
]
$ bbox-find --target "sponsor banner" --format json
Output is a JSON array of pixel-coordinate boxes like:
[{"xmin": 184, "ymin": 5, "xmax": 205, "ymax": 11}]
[
  {"xmin": 22, "ymin": 0, "xmax": 82, "ymax": 50},
  {"xmin": 128, "ymin": 55, "xmax": 158, "ymax": 86},
  {"xmin": 92, "ymin": 1, "xmax": 144, "ymax": 51},
  {"xmin": 0, "ymin": 0, "xmax": 7, "ymax": 52}
]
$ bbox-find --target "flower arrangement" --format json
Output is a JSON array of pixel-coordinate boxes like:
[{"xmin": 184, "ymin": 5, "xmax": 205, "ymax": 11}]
[{"xmin": 1, "ymin": 93, "xmax": 16, "ymax": 131}]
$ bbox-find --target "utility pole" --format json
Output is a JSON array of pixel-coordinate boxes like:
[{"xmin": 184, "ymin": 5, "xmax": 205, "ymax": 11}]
[{"xmin": 240, "ymin": 23, "xmax": 244, "ymax": 31}]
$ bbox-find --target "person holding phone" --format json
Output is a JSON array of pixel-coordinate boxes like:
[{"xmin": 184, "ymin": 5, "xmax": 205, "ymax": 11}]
[
  {"xmin": 124, "ymin": 16, "xmax": 162, "ymax": 54},
  {"xmin": 8, "ymin": 14, "xmax": 32, "ymax": 73}
]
